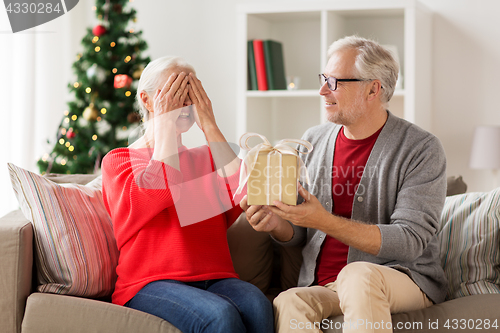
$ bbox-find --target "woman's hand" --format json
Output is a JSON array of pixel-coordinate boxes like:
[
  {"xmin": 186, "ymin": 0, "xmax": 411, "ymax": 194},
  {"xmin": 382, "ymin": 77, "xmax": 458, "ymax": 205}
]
[
  {"xmin": 144, "ymin": 72, "xmax": 188, "ymax": 146},
  {"xmin": 187, "ymin": 73, "xmax": 217, "ymax": 132},
  {"xmin": 187, "ymin": 73, "xmax": 240, "ymax": 177},
  {"xmin": 153, "ymin": 72, "xmax": 189, "ymax": 117},
  {"xmin": 144, "ymin": 72, "xmax": 188, "ymax": 171}
]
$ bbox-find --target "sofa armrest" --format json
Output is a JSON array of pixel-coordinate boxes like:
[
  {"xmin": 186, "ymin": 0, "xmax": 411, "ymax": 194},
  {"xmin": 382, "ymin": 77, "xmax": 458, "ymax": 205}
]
[{"xmin": 0, "ymin": 210, "xmax": 34, "ymax": 333}]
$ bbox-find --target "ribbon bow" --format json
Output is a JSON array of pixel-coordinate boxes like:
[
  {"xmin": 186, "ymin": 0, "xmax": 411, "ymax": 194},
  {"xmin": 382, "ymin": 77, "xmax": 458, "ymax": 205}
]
[{"xmin": 234, "ymin": 133, "xmax": 313, "ymax": 202}]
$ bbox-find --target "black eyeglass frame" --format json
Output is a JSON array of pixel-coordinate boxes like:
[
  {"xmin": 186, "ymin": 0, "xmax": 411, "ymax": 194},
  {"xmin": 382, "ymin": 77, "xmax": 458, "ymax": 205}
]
[{"xmin": 319, "ymin": 74, "xmax": 365, "ymax": 91}]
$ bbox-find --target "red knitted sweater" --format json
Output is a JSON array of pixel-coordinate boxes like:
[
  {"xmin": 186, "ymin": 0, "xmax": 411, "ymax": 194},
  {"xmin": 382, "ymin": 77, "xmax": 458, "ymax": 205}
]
[{"xmin": 102, "ymin": 145, "xmax": 243, "ymax": 306}]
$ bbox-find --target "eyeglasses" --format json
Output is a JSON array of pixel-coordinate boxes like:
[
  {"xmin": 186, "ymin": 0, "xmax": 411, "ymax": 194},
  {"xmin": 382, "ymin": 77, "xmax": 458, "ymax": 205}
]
[{"xmin": 319, "ymin": 74, "xmax": 364, "ymax": 91}]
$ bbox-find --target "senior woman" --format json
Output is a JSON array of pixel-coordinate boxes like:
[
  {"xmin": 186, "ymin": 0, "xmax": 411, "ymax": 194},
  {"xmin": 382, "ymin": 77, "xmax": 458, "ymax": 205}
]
[{"xmin": 101, "ymin": 56, "xmax": 273, "ymax": 333}]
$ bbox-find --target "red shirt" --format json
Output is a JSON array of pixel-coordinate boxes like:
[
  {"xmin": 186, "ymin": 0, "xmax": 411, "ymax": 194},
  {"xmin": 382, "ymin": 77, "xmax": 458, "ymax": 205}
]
[
  {"xmin": 316, "ymin": 126, "xmax": 383, "ymax": 286},
  {"xmin": 102, "ymin": 145, "xmax": 243, "ymax": 305}
]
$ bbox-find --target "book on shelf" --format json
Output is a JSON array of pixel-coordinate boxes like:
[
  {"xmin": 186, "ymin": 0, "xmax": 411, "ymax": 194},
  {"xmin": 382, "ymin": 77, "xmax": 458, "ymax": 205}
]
[
  {"xmin": 263, "ymin": 40, "xmax": 287, "ymax": 90},
  {"xmin": 252, "ymin": 40, "xmax": 268, "ymax": 91},
  {"xmin": 247, "ymin": 40, "xmax": 258, "ymax": 90},
  {"xmin": 247, "ymin": 39, "xmax": 287, "ymax": 91}
]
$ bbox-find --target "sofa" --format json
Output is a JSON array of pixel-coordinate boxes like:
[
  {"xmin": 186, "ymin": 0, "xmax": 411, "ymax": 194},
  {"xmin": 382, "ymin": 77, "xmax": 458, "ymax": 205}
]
[{"xmin": 1, "ymin": 169, "xmax": 500, "ymax": 333}]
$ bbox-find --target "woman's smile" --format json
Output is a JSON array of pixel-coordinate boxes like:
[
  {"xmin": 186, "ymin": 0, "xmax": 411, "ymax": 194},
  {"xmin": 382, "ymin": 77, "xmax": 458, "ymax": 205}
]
[{"xmin": 177, "ymin": 105, "xmax": 193, "ymax": 119}]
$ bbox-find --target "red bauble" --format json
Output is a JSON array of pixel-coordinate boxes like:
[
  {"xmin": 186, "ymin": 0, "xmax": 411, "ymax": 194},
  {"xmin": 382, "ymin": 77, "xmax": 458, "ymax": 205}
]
[
  {"xmin": 114, "ymin": 74, "xmax": 133, "ymax": 89},
  {"xmin": 92, "ymin": 25, "xmax": 107, "ymax": 37},
  {"xmin": 66, "ymin": 129, "xmax": 76, "ymax": 139}
]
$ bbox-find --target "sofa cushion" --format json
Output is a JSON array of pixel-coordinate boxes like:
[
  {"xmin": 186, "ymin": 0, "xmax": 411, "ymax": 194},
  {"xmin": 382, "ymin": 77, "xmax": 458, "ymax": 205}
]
[
  {"xmin": 325, "ymin": 294, "xmax": 500, "ymax": 333},
  {"xmin": 446, "ymin": 175, "xmax": 468, "ymax": 196},
  {"xmin": 227, "ymin": 214, "xmax": 303, "ymax": 297},
  {"xmin": 437, "ymin": 187, "xmax": 500, "ymax": 300},
  {"xmin": 22, "ymin": 293, "xmax": 181, "ymax": 333},
  {"xmin": 279, "ymin": 245, "xmax": 303, "ymax": 291},
  {"xmin": 227, "ymin": 213, "xmax": 274, "ymax": 294},
  {"xmin": 8, "ymin": 163, "xmax": 118, "ymax": 298}
]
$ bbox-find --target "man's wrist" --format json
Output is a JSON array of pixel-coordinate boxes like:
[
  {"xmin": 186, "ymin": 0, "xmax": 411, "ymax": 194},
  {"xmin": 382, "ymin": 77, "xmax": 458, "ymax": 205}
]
[{"xmin": 270, "ymin": 219, "xmax": 294, "ymax": 242}]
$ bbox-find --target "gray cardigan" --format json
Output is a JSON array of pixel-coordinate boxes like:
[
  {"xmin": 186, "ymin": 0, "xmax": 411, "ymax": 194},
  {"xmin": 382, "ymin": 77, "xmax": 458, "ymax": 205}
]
[{"xmin": 280, "ymin": 111, "xmax": 448, "ymax": 304}]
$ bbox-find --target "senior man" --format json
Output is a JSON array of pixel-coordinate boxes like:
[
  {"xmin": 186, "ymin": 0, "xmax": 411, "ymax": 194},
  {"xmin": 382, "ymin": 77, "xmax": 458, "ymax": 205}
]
[{"xmin": 240, "ymin": 35, "xmax": 447, "ymax": 333}]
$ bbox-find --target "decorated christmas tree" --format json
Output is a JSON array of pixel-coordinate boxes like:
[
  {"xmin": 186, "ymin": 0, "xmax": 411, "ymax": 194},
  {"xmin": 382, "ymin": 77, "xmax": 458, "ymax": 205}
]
[{"xmin": 37, "ymin": 0, "xmax": 150, "ymax": 174}]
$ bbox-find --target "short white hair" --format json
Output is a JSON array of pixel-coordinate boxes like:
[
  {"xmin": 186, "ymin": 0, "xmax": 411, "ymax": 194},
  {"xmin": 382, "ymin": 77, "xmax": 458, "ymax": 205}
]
[
  {"xmin": 136, "ymin": 56, "xmax": 196, "ymax": 122},
  {"xmin": 327, "ymin": 36, "xmax": 399, "ymax": 105}
]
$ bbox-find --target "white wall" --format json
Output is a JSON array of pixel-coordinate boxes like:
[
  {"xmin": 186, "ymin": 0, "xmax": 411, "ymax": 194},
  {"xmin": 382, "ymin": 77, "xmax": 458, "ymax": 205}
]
[
  {"xmin": 2, "ymin": 0, "xmax": 499, "ymax": 216},
  {"xmin": 421, "ymin": 0, "xmax": 500, "ymax": 191}
]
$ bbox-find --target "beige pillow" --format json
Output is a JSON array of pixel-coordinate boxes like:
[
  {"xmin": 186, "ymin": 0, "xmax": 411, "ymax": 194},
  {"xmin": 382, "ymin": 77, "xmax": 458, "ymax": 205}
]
[{"xmin": 227, "ymin": 214, "xmax": 273, "ymax": 294}]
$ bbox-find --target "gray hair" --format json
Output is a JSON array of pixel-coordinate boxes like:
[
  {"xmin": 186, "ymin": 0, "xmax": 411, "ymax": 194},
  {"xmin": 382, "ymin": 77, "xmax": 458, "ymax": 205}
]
[
  {"xmin": 327, "ymin": 36, "xmax": 399, "ymax": 105},
  {"xmin": 136, "ymin": 56, "xmax": 196, "ymax": 122}
]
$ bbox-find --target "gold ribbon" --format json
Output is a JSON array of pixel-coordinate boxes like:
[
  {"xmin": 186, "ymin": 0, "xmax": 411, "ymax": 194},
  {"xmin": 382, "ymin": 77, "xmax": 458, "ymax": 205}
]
[{"xmin": 234, "ymin": 132, "xmax": 313, "ymax": 203}]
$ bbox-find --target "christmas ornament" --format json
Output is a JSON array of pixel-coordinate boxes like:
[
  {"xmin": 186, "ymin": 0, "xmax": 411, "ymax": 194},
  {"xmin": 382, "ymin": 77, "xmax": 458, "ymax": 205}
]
[
  {"xmin": 92, "ymin": 24, "xmax": 107, "ymax": 37},
  {"xmin": 66, "ymin": 128, "xmax": 76, "ymax": 139},
  {"xmin": 86, "ymin": 64, "xmax": 107, "ymax": 84},
  {"xmin": 114, "ymin": 74, "xmax": 133, "ymax": 89},
  {"xmin": 128, "ymin": 112, "xmax": 141, "ymax": 123},
  {"xmin": 83, "ymin": 103, "xmax": 99, "ymax": 121},
  {"xmin": 132, "ymin": 66, "xmax": 144, "ymax": 80}
]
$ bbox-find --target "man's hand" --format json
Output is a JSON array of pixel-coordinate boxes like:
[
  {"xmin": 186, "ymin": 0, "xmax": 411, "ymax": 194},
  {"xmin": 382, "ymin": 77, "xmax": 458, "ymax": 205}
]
[
  {"xmin": 240, "ymin": 195, "xmax": 294, "ymax": 242},
  {"xmin": 269, "ymin": 184, "xmax": 331, "ymax": 230},
  {"xmin": 270, "ymin": 184, "xmax": 382, "ymax": 256}
]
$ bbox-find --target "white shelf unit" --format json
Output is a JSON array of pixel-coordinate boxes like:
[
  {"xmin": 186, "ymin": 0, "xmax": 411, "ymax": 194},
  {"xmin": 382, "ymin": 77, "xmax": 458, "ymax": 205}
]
[{"xmin": 236, "ymin": 0, "xmax": 432, "ymax": 145}]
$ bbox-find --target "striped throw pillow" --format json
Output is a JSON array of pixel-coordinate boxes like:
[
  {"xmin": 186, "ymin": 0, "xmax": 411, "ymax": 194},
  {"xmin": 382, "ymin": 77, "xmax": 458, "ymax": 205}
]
[
  {"xmin": 8, "ymin": 163, "xmax": 119, "ymax": 297},
  {"xmin": 438, "ymin": 187, "xmax": 500, "ymax": 300}
]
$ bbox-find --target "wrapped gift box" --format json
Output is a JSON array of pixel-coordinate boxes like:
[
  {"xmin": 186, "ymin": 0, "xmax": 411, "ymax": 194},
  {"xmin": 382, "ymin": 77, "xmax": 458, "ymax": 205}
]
[
  {"xmin": 247, "ymin": 151, "xmax": 298, "ymax": 205},
  {"xmin": 236, "ymin": 133, "xmax": 313, "ymax": 206}
]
